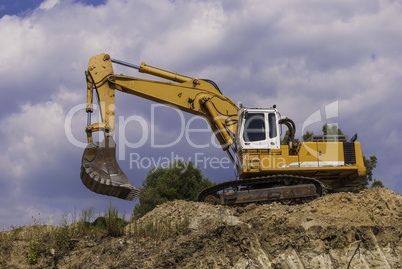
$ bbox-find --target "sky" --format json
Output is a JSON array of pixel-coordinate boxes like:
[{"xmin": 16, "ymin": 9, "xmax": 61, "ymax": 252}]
[{"xmin": 1, "ymin": 0, "xmax": 401, "ymax": 229}]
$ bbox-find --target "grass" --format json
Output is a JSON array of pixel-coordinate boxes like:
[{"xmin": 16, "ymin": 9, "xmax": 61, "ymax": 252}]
[
  {"xmin": 28, "ymin": 239, "xmax": 40, "ymax": 264},
  {"xmin": 0, "ymin": 201, "xmax": 191, "ymax": 267},
  {"xmin": 0, "ymin": 232, "xmax": 12, "ymax": 265},
  {"xmin": 104, "ymin": 201, "xmax": 127, "ymax": 237},
  {"xmin": 0, "ymin": 202, "xmax": 127, "ymax": 266}
]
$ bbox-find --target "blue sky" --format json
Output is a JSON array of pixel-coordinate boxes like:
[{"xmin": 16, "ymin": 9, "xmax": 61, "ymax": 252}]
[
  {"xmin": 1, "ymin": 0, "xmax": 401, "ymax": 229},
  {"xmin": 0, "ymin": 0, "xmax": 106, "ymax": 17}
]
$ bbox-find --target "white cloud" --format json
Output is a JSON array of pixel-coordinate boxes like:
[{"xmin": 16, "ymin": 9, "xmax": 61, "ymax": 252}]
[
  {"xmin": 39, "ymin": 0, "xmax": 60, "ymax": 10},
  {"xmin": 0, "ymin": 101, "xmax": 64, "ymax": 183}
]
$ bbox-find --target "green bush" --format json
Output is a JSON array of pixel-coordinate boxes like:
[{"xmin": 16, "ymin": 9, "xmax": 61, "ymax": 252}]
[
  {"xmin": 28, "ymin": 239, "xmax": 40, "ymax": 264},
  {"xmin": 132, "ymin": 160, "xmax": 215, "ymax": 219},
  {"xmin": 104, "ymin": 202, "xmax": 127, "ymax": 237}
]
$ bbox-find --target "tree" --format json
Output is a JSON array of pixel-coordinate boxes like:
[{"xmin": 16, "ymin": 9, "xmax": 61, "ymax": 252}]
[
  {"xmin": 132, "ymin": 160, "xmax": 215, "ymax": 219},
  {"xmin": 371, "ymin": 179, "xmax": 384, "ymax": 188},
  {"xmin": 281, "ymin": 130, "xmax": 290, "ymax": 145},
  {"xmin": 363, "ymin": 155, "xmax": 384, "ymax": 189},
  {"xmin": 302, "ymin": 130, "xmax": 314, "ymax": 141},
  {"xmin": 364, "ymin": 155, "xmax": 377, "ymax": 182},
  {"xmin": 322, "ymin": 123, "xmax": 343, "ymax": 135}
]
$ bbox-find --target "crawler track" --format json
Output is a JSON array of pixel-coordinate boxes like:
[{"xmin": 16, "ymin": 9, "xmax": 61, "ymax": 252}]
[{"xmin": 198, "ymin": 175, "xmax": 327, "ymax": 205}]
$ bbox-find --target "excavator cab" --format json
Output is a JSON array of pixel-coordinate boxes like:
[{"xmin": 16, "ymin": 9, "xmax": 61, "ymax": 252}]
[{"xmin": 235, "ymin": 108, "xmax": 282, "ymax": 151}]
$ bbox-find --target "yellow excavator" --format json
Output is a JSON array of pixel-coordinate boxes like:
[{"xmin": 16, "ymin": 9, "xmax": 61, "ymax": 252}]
[{"xmin": 81, "ymin": 54, "xmax": 366, "ymax": 205}]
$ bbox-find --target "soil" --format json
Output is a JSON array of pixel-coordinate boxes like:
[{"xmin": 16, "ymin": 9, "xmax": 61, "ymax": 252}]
[{"xmin": 1, "ymin": 188, "xmax": 401, "ymax": 268}]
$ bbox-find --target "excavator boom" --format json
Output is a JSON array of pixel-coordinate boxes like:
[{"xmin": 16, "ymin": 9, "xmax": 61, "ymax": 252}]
[{"xmin": 81, "ymin": 54, "xmax": 239, "ymax": 201}]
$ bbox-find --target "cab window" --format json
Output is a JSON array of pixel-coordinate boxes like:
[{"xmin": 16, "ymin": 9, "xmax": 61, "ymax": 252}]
[
  {"xmin": 268, "ymin": 113, "xmax": 277, "ymax": 139},
  {"xmin": 243, "ymin": 113, "xmax": 266, "ymax": 142}
]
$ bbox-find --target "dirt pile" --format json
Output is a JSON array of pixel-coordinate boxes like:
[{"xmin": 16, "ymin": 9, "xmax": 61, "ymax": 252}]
[{"xmin": 1, "ymin": 188, "xmax": 401, "ymax": 268}]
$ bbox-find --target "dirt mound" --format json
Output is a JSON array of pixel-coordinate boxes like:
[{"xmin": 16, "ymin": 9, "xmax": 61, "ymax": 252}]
[
  {"xmin": 1, "ymin": 188, "xmax": 401, "ymax": 268},
  {"xmin": 240, "ymin": 187, "xmax": 402, "ymax": 229},
  {"xmin": 139, "ymin": 188, "xmax": 401, "ymax": 231},
  {"xmin": 135, "ymin": 188, "xmax": 402, "ymax": 268},
  {"xmin": 134, "ymin": 199, "xmax": 242, "ymax": 231}
]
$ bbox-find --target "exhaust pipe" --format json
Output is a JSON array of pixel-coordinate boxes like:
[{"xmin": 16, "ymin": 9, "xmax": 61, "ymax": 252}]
[{"xmin": 80, "ymin": 136, "xmax": 140, "ymax": 201}]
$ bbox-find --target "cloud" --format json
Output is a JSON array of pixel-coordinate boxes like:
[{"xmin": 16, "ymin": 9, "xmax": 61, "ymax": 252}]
[
  {"xmin": 0, "ymin": 0, "xmax": 401, "ymax": 229},
  {"xmin": 39, "ymin": 0, "xmax": 60, "ymax": 10},
  {"xmin": 0, "ymin": 91, "xmax": 84, "ymax": 200}
]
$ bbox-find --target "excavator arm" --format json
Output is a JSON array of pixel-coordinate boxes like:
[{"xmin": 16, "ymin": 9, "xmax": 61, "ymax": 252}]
[{"xmin": 81, "ymin": 54, "xmax": 239, "ymax": 201}]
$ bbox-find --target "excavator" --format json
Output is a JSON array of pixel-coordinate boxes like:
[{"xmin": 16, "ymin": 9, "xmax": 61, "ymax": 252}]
[{"xmin": 81, "ymin": 54, "xmax": 367, "ymax": 205}]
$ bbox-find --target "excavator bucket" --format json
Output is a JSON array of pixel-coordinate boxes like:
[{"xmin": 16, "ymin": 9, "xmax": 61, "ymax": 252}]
[{"xmin": 80, "ymin": 136, "xmax": 140, "ymax": 201}]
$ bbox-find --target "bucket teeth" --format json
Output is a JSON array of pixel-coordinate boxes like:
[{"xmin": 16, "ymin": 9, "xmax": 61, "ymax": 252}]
[{"xmin": 80, "ymin": 136, "xmax": 140, "ymax": 201}]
